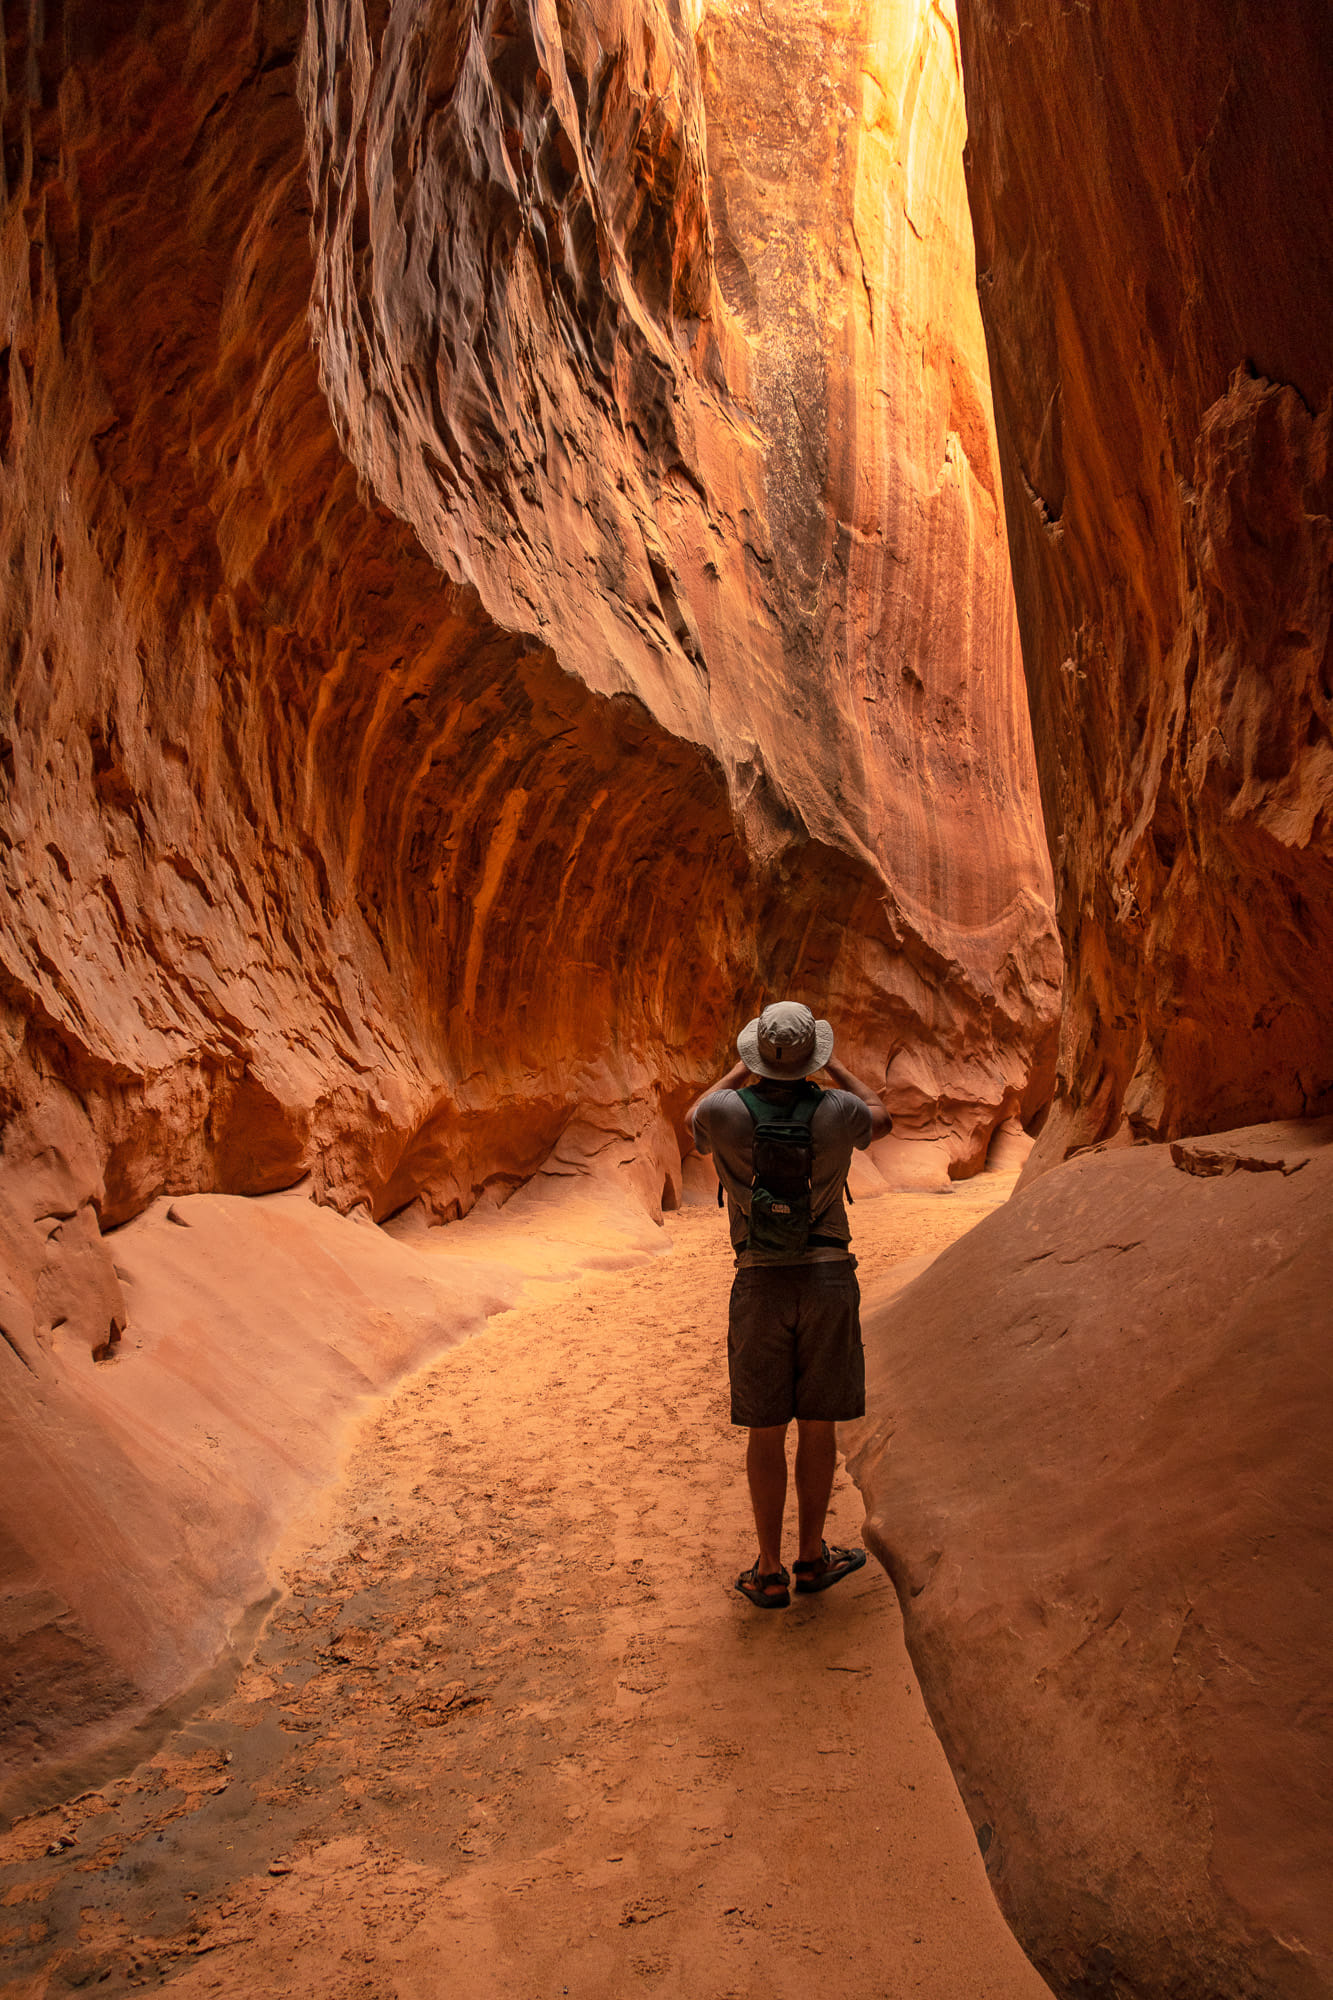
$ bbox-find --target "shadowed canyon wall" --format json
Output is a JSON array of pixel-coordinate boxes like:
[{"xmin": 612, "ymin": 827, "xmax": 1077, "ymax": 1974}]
[
  {"xmin": 0, "ymin": 0, "xmax": 1056, "ymax": 1775},
  {"xmin": 956, "ymin": 0, "xmax": 1333, "ymax": 1170},
  {"xmin": 845, "ymin": 8, "xmax": 1333, "ymax": 2000}
]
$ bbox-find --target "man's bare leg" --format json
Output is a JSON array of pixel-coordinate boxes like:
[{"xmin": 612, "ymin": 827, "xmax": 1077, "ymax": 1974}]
[
  {"xmin": 745, "ymin": 1424, "xmax": 789, "ymax": 1583},
  {"xmin": 794, "ymin": 1419, "xmax": 838, "ymax": 1565}
]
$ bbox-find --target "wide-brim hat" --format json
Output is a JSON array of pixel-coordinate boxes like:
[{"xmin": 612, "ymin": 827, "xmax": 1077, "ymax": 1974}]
[{"xmin": 737, "ymin": 1000, "xmax": 834, "ymax": 1081}]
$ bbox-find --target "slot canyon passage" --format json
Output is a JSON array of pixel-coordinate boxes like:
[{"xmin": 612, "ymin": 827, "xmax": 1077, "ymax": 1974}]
[{"xmin": 0, "ymin": 0, "xmax": 1330, "ymax": 1994}]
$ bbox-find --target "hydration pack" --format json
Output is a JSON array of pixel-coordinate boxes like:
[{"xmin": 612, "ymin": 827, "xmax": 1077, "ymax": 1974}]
[
  {"xmin": 738, "ymin": 1081, "xmax": 822, "ymax": 1255},
  {"xmin": 712, "ymin": 1082, "xmax": 855, "ymax": 1254},
  {"xmin": 732, "ymin": 1088, "xmax": 816, "ymax": 1240}
]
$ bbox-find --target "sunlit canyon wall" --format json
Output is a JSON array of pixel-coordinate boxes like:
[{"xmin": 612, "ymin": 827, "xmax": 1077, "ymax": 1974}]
[{"xmin": 0, "ymin": 0, "xmax": 1055, "ymax": 1772}]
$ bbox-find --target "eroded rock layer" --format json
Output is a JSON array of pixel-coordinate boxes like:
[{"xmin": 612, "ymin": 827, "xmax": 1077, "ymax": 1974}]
[
  {"xmin": 846, "ymin": 1124, "xmax": 1333, "ymax": 2000},
  {"xmin": 0, "ymin": 2, "xmax": 1055, "ymax": 1765},
  {"xmin": 955, "ymin": 0, "xmax": 1333, "ymax": 1166},
  {"xmin": 857, "ymin": 11, "xmax": 1333, "ymax": 1991}
]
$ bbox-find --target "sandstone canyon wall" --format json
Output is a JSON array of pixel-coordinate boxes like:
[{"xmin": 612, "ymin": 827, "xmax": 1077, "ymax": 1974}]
[
  {"xmin": 955, "ymin": 0, "xmax": 1333, "ymax": 1169},
  {"xmin": 0, "ymin": 0, "xmax": 1056, "ymax": 1776},
  {"xmin": 847, "ymin": 1119, "xmax": 1333, "ymax": 2000},
  {"xmin": 844, "ymin": 8, "xmax": 1333, "ymax": 1998}
]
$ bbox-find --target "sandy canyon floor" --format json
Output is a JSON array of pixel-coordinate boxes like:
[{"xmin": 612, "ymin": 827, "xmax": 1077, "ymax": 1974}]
[{"xmin": 1, "ymin": 1180, "xmax": 1052, "ymax": 2000}]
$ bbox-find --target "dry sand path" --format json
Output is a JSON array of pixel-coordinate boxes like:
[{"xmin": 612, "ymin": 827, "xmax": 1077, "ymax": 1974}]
[{"xmin": 1, "ymin": 1185, "xmax": 1052, "ymax": 2000}]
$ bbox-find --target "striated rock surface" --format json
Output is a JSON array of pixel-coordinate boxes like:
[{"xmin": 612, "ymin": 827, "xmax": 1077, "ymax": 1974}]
[
  {"xmin": 846, "ymin": 1121, "xmax": 1333, "ymax": 2000},
  {"xmin": 0, "ymin": 0, "xmax": 1056, "ymax": 1767},
  {"xmin": 885, "ymin": 13, "xmax": 1333, "ymax": 1991},
  {"xmin": 955, "ymin": 0, "xmax": 1333, "ymax": 1168},
  {"xmin": 301, "ymin": 0, "xmax": 1061, "ymax": 1164}
]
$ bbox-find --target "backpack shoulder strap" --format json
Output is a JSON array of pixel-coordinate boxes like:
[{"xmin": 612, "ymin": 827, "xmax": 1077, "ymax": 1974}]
[{"xmin": 738, "ymin": 1082, "xmax": 822, "ymax": 1126}]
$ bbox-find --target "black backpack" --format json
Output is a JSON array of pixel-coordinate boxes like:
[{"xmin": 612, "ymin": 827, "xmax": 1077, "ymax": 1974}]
[
  {"xmin": 732, "ymin": 1081, "xmax": 846, "ymax": 1256},
  {"xmin": 712, "ymin": 1082, "xmax": 854, "ymax": 1254}
]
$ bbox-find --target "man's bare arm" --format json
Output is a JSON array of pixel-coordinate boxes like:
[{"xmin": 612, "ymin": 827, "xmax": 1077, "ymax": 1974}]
[
  {"xmin": 823, "ymin": 1053, "xmax": 892, "ymax": 1141},
  {"xmin": 684, "ymin": 1058, "xmax": 750, "ymax": 1143}
]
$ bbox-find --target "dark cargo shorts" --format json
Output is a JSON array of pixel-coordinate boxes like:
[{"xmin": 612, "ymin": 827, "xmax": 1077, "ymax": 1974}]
[{"xmin": 727, "ymin": 1260, "xmax": 865, "ymax": 1428}]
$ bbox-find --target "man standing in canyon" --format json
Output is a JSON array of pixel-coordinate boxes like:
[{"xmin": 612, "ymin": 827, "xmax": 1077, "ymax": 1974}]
[{"xmin": 686, "ymin": 1001, "xmax": 891, "ymax": 1609}]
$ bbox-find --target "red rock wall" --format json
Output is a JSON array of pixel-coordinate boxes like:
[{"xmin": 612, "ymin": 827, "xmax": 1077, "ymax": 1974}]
[
  {"xmin": 853, "ymin": 11, "xmax": 1333, "ymax": 1994},
  {"xmin": 846, "ymin": 1122, "xmax": 1333, "ymax": 2000},
  {"xmin": 0, "ymin": 0, "xmax": 1058, "ymax": 1344},
  {"xmin": 954, "ymin": 0, "xmax": 1333, "ymax": 1169},
  {"xmin": 301, "ymin": 0, "xmax": 1061, "ymax": 1156},
  {"xmin": 0, "ymin": 0, "xmax": 1055, "ymax": 1764}
]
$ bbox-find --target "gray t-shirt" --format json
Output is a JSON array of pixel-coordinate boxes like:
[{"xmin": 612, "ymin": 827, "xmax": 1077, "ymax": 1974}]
[{"xmin": 691, "ymin": 1085, "xmax": 874, "ymax": 1266}]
